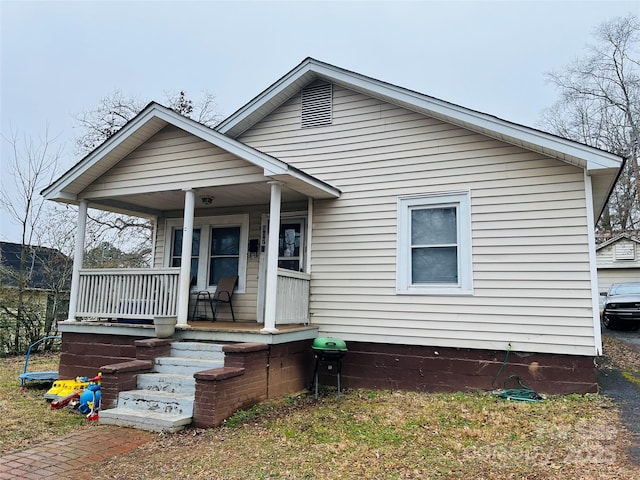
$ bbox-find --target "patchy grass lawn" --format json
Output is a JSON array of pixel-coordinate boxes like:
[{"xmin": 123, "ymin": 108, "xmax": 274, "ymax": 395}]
[
  {"xmin": 2, "ymin": 339, "xmax": 639, "ymax": 479},
  {"xmin": 0, "ymin": 353, "xmax": 88, "ymax": 454},
  {"xmin": 93, "ymin": 390, "xmax": 637, "ymax": 480}
]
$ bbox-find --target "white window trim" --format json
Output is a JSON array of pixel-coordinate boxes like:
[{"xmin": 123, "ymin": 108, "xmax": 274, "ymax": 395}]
[
  {"xmin": 164, "ymin": 214, "xmax": 249, "ymax": 293},
  {"xmin": 397, "ymin": 192, "xmax": 473, "ymax": 295}
]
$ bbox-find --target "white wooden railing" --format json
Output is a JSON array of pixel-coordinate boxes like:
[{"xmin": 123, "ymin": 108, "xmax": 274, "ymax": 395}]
[
  {"xmin": 275, "ymin": 268, "xmax": 310, "ymax": 324},
  {"xmin": 74, "ymin": 267, "xmax": 309, "ymax": 325},
  {"xmin": 76, "ymin": 268, "xmax": 180, "ymax": 320}
]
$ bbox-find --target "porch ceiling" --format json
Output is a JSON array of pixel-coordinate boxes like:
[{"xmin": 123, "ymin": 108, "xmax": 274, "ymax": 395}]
[{"xmin": 89, "ymin": 181, "xmax": 312, "ymax": 217}]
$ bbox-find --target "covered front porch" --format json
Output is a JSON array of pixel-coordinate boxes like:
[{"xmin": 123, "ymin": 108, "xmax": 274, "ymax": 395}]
[
  {"xmin": 43, "ymin": 104, "xmax": 341, "ymax": 337},
  {"xmin": 65, "ymin": 183, "xmax": 320, "ymax": 335}
]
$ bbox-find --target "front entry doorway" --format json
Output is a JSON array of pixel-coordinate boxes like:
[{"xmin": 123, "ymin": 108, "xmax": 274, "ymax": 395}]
[{"xmin": 257, "ymin": 214, "xmax": 306, "ymax": 323}]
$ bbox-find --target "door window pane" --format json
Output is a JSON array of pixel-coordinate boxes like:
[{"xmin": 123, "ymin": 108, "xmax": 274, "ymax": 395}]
[{"xmin": 278, "ymin": 222, "xmax": 302, "ymax": 271}]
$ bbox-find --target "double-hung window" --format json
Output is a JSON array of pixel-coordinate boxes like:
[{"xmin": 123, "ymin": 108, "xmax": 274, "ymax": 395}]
[
  {"xmin": 397, "ymin": 192, "xmax": 472, "ymax": 295},
  {"xmin": 165, "ymin": 214, "xmax": 248, "ymax": 292},
  {"xmin": 171, "ymin": 228, "xmax": 201, "ymax": 287}
]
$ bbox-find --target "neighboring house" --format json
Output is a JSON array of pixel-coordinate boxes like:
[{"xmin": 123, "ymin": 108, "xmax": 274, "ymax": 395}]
[
  {"xmin": 0, "ymin": 242, "xmax": 70, "ymax": 289},
  {"xmin": 596, "ymin": 233, "xmax": 640, "ymax": 294},
  {"xmin": 0, "ymin": 242, "xmax": 71, "ymax": 348},
  {"xmin": 42, "ymin": 58, "xmax": 622, "ymax": 430}
]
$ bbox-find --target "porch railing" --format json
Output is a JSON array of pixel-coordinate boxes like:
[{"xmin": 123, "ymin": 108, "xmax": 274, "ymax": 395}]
[
  {"xmin": 76, "ymin": 268, "xmax": 180, "ymax": 320},
  {"xmin": 275, "ymin": 268, "xmax": 310, "ymax": 324},
  {"xmin": 74, "ymin": 267, "xmax": 308, "ymax": 325}
]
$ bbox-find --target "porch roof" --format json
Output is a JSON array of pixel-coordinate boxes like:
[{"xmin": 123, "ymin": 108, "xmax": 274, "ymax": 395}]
[{"xmin": 42, "ymin": 103, "xmax": 340, "ymax": 214}]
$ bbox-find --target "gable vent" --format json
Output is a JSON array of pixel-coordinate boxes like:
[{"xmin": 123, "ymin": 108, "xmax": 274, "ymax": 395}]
[{"xmin": 301, "ymin": 82, "xmax": 333, "ymax": 128}]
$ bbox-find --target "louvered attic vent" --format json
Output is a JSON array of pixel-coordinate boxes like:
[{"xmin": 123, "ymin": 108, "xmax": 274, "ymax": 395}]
[{"xmin": 301, "ymin": 82, "xmax": 333, "ymax": 128}]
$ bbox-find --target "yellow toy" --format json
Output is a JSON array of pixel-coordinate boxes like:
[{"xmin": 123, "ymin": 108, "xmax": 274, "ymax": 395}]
[{"xmin": 45, "ymin": 377, "xmax": 89, "ymax": 401}]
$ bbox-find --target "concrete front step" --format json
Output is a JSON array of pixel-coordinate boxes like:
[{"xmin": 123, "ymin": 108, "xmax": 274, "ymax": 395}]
[
  {"xmin": 99, "ymin": 407, "xmax": 192, "ymax": 433},
  {"xmin": 171, "ymin": 341, "xmax": 225, "ymax": 360},
  {"xmin": 117, "ymin": 389, "xmax": 194, "ymax": 416},
  {"xmin": 99, "ymin": 341, "xmax": 229, "ymax": 432},
  {"xmin": 137, "ymin": 373, "xmax": 196, "ymax": 395},
  {"xmin": 153, "ymin": 356, "xmax": 224, "ymax": 375}
]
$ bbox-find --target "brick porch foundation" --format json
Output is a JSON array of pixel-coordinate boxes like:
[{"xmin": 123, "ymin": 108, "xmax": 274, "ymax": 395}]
[{"xmin": 58, "ymin": 332, "xmax": 598, "ymax": 428}]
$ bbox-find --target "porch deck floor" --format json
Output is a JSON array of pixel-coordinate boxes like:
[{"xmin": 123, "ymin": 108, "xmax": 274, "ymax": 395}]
[
  {"xmin": 59, "ymin": 319, "xmax": 319, "ymax": 345},
  {"xmin": 185, "ymin": 320, "xmax": 314, "ymax": 334},
  {"xmin": 178, "ymin": 321, "xmax": 318, "ymax": 344}
]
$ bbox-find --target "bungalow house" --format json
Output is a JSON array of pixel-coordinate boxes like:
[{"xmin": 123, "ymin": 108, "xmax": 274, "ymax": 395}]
[{"xmin": 42, "ymin": 58, "xmax": 622, "ymax": 431}]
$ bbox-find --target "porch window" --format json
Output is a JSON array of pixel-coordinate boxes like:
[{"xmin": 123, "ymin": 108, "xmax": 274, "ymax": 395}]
[
  {"xmin": 209, "ymin": 226, "xmax": 240, "ymax": 285},
  {"xmin": 165, "ymin": 214, "xmax": 249, "ymax": 293},
  {"xmin": 171, "ymin": 228, "xmax": 201, "ymax": 286},
  {"xmin": 397, "ymin": 192, "xmax": 472, "ymax": 295}
]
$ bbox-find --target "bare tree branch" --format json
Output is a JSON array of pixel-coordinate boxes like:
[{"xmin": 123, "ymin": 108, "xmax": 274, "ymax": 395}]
[
  {"xmin": 70, "ymin": 89, "xmax": 222, "ymax": 266},
  {"xmin": 0, "ymin": 128, "xmax": 69, "ymax": 352},
  {"xmin": 541, "ymin": 14, "xmax": 640, "ymax": 235}
]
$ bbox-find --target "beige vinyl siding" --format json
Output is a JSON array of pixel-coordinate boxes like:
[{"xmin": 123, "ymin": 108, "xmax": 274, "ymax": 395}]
[
  {"xmin": 240, "ymin": 85, "xmax": 597, "ymax": 356},
  {"xmin": 153, "ymin": 220, "xmax": 165, "ymax": 269},
  {"xmin": 81, "ymin": 126, "xmax": 266, "ymax": 199}
]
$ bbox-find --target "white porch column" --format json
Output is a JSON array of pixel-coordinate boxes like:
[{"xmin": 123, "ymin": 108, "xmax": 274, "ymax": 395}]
[
  {"xmin": 177, "ymin": 188, "xmax": 196, "ymax": 326},
  {"xmin": 68, "ymin": 199, "xmax": 88, "ymax": 321},
  {"xmin": 262, "ymin": 181, "xmax": 282, "ymax": 333}
]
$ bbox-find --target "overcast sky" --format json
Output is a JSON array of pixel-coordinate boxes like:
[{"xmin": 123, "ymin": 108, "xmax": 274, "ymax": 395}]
[{"xmin": 1, "ymin": 0, "xmax": 638, "ymax": 244}]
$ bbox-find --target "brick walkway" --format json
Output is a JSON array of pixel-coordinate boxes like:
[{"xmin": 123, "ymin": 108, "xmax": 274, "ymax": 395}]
[{"xmin": 0, "ymin": 425, "xmax": 153, "ymax": 479}]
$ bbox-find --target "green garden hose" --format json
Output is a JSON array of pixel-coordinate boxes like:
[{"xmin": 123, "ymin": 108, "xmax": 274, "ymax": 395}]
[{"xmin": 491, "ymin": 344, "xmax": 545, "ymax": 402}]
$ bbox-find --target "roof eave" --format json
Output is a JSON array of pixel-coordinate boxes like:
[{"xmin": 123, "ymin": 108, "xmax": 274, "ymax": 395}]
[
  {"xmin": 217, "ymin": 58, "xmax": 623, "ymax": 171},
  {"xmin": 43, "ymin": 100, "xmax": 340, "ymax": 205},
  {"xmin": 596, "ymin": 232, "xmax": 640, "ymax": 251},
  {"xmin": 42, "ymin": 102, "xmax": 170, "ymax": 201},
  {"xmin": 217, "ymin": 57, "xmax": 319, "ymax": 138}
]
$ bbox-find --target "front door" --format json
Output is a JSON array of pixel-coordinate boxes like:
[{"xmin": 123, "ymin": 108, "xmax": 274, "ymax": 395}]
[{"xmin": 257, "ymin": 215, "xmax": 306, "ymax": 322}]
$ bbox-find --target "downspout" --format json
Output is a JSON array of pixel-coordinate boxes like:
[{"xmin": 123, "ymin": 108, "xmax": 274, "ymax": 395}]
[
  {"xmin": 177, "ymin": 188, "xmax": 195, "ymax": 326},
  {"xmin": 67, "ymin": 199, "xmax": 88, "ymax": 321}
]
